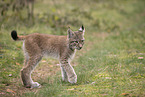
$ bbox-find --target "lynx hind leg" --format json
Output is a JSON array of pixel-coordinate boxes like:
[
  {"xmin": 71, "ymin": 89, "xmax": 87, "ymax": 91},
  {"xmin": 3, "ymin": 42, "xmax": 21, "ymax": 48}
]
[
  {"xmin": 24, "ymin": 52, "xmax": 29, "ymax": 66},
  {"xmin": 23, "ymin": 42, "xmax": 29, "ymax": 66},
  {"xmin": 60, "ymin": 60, "xmax": 77, "ymax": 84},
  {"xmin": 21, "ymin": 56, "xmax": 42, "ymax": 88}
]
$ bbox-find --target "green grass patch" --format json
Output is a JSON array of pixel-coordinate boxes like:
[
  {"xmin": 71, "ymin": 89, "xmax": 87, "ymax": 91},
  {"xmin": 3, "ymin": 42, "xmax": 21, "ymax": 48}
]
[{"xmin": 0, "ymin": 0, "xmax": 145, "ymax": 97}]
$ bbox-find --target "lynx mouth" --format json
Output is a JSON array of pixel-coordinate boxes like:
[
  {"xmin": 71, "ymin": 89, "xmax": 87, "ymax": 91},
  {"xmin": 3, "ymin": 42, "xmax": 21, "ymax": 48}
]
[{"xmin": 77, "ymin": 47, "xmax": 82, "ymax": 50}]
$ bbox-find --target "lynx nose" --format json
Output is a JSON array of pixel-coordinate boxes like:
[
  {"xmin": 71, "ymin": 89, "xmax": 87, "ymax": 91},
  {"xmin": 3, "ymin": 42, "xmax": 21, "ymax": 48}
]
[{"xmin": 79, "ymin": 44, "xmax": 83, "ymax": 49}]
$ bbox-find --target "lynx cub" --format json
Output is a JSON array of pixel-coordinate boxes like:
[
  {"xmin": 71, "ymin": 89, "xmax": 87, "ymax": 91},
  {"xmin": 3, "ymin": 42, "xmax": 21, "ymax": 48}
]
[{"xmin": 11, "ymin": 26, "xmax": 85, "ymax": 88}]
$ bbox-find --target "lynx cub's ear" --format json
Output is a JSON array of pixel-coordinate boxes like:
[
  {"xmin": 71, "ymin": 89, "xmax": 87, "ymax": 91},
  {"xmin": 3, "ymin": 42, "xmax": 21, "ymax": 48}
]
[
  {"xmin": 79, "ymin": 25, "xmax": 85, "ymax": 33},
  {"xmin": 68, "ymin": 27, "xmax": 74, "ymax": 38}
]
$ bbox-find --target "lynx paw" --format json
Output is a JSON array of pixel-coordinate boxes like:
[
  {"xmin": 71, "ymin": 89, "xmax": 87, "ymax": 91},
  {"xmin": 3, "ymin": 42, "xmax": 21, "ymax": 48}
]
[
  {"xmin": 62, "ymin": 78, "xmax": 68, "ymax": 82},
  {"xmin": 62, "ymin": 75, "xmax": 68, "ymax": 82},
  {"xmin": 31, "ymin": 82, "xmax": 41, "ymax": 88},
  {"xmin": 68, "ymin": 75, "xmax": 77, "ymax": 84}
]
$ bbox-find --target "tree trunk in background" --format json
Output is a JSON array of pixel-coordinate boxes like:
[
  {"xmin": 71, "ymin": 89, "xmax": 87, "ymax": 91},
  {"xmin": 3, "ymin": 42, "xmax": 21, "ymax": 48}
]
[
  {"xmin": 26, "ymin": 0, "xmax": 34, "ymax": 21},
  {"xmin": 25, "ymin": 0, "xmax": 35, "ymax": 24}
]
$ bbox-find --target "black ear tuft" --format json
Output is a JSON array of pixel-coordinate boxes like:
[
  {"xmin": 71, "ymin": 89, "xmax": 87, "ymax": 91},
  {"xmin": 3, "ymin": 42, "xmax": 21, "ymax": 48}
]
[
  {"xmin": 11, "ymin": 30, "xmax": 18, "ymax": 40},
  {"xmin": 82, "ymin": 25, "xmax": 84, "ymax": 30}
]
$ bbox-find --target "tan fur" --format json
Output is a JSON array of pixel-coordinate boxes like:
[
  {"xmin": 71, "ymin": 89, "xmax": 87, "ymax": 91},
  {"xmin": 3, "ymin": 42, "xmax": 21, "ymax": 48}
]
[{"xmin": 11, "ymin": 26, "xmax": 85, "ymax": 88}]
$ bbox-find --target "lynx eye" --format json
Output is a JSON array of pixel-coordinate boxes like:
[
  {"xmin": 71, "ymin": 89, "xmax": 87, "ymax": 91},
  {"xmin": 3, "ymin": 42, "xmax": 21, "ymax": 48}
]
[
  {"xmin": 81, "ymin": 40, "xmax": 84, "ymax": 42},
  {"xmin": 71, "ymin": 41, "xmax": 78, "ymax": 43}
]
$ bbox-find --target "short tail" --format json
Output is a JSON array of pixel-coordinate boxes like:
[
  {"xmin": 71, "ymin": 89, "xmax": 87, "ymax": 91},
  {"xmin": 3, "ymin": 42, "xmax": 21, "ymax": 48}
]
[{"xmin": 11, "ymin": 30, "xmax": 25, "ymax": 41}]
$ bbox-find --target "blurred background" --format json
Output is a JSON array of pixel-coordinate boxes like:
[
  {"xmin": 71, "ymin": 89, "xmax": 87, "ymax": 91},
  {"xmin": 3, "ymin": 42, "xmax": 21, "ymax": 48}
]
[
  {"xmin": 0, "ymin": 0, "xmax": 145, "ymax": 96},
  {"xmin": 0, "ymin": 0, "xmax": 139, "ymax": 34}
]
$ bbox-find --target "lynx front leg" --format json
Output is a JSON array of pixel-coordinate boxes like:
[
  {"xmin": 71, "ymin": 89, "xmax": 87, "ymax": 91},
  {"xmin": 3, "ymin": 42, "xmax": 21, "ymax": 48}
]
[
  {"xmin": 21, "ymin": 56, "xmax": 42, "ymax": 88},
  {"xmin": 60, "ymin": 60, "xmax": 77, "ymax": 84},
  {"xmin": 60, "ymin": 64, "xmax": 68, "ymax": 82}
]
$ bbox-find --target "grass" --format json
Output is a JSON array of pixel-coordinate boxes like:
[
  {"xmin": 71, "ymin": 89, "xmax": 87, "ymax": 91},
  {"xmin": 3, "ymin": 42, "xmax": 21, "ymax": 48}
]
[{"xmin": 0, "ymin": 0, "xmax": 145, "ymax": 97}]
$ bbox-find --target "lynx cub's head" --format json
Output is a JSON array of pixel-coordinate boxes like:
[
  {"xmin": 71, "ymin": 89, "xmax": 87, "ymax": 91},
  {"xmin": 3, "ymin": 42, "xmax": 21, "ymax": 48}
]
[{"xmin": 68, "ymin": 25, "xmax": 85, "ymax": 50}]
